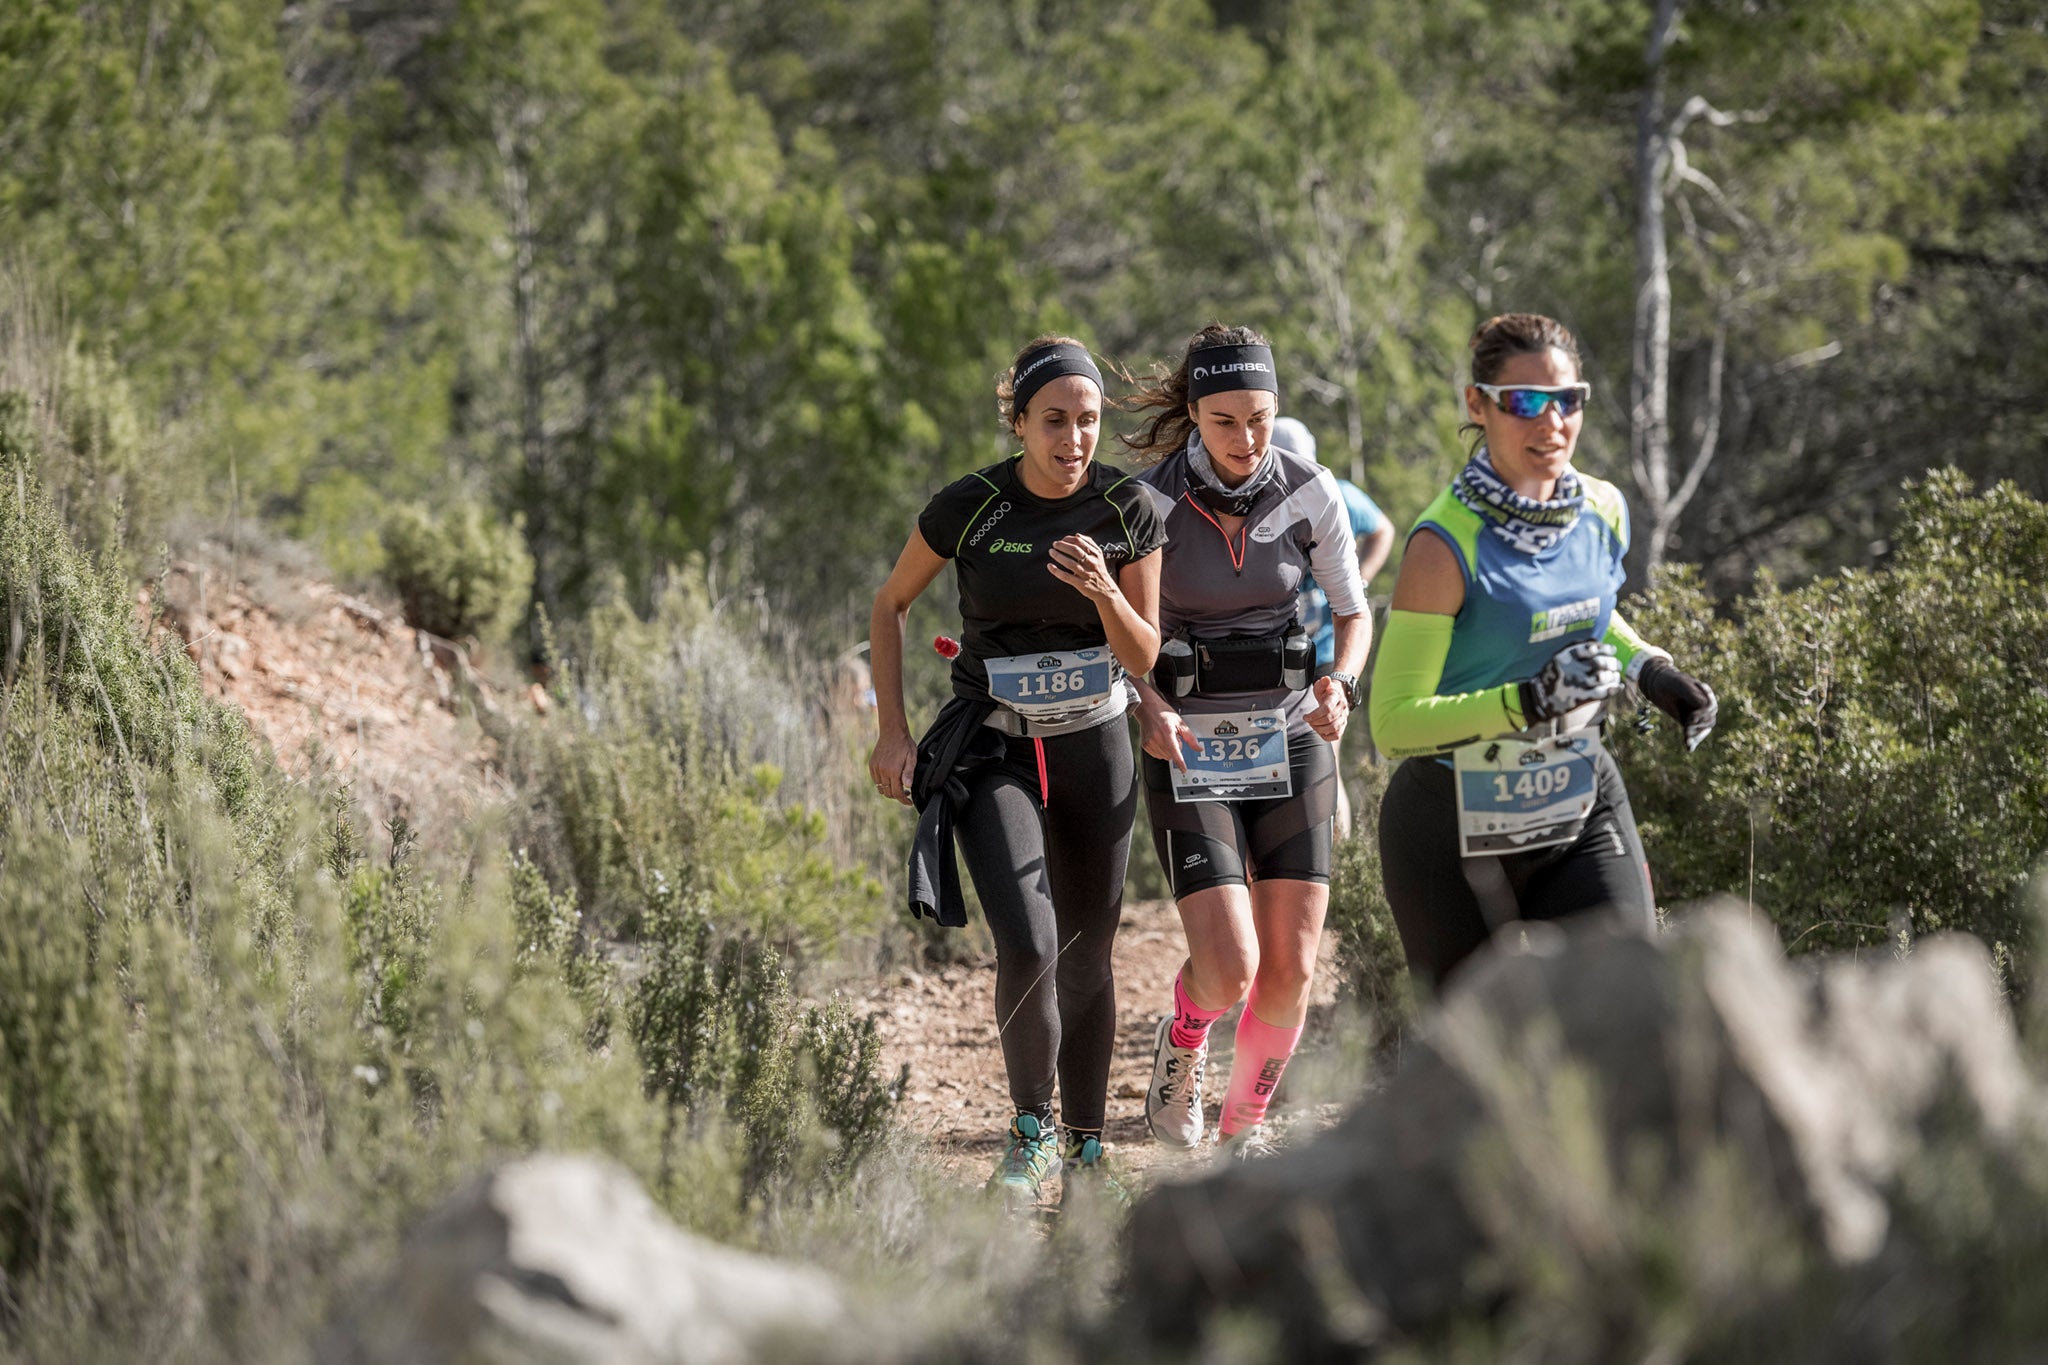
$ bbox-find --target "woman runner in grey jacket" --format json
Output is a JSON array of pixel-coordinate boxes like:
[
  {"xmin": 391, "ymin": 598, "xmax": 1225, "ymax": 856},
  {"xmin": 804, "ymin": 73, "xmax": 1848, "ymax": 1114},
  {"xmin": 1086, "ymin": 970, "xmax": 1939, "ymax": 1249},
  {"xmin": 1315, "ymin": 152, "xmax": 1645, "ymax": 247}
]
[{"xmin": 1123, "ymin": 324, "xmax": 1369, "ymax": 1158}]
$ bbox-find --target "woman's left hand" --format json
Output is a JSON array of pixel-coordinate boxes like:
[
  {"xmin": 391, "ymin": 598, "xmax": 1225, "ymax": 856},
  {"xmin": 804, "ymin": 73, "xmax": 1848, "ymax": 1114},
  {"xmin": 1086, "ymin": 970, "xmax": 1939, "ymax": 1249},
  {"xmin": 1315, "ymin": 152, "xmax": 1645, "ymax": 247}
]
[
  {"xmin": 1307, "ymin": 675, "xmax": 1350, "ymax": 743},
  {"xmin": 1047, "ymin": 534, "xmax": 1118, "ymax": 602}
]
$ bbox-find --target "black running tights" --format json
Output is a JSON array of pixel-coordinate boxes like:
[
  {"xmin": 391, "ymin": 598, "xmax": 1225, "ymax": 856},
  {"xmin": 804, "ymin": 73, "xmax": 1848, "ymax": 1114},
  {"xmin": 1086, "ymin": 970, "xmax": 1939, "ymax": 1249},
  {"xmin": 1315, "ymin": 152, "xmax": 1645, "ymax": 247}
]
[{"xmin": 954, "ymin": 720, "xmax": 1135, "ymax": 1133}]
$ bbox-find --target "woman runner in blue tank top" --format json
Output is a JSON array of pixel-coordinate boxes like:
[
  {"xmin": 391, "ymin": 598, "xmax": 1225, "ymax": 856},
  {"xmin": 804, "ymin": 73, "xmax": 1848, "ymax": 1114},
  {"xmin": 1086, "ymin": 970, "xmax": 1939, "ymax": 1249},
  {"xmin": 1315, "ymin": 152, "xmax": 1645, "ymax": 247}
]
[{"xmin": 1367, "ymin": 314, "xmax": 1719, "ymax": 991}]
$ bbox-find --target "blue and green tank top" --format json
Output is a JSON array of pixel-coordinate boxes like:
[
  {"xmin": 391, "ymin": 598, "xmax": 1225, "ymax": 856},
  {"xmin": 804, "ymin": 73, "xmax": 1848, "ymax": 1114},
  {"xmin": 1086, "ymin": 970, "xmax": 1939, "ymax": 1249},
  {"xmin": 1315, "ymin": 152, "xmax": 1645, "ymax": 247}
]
[{"xmin": 1410, "ymin": 473, "xmax": 1630, "ymax": 696}]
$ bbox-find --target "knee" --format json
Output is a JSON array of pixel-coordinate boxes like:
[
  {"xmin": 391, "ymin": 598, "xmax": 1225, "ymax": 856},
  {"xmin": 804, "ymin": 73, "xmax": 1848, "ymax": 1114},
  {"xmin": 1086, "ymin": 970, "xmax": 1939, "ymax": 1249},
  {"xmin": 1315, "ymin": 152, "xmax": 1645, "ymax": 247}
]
[
  {"xmin": 1193, "ymin": 948, "xmax": 1256, "ymax": 1006},
  {"xmin": 1054, "ymin": 935, "xmax": 1116, "ymax": 995},
  {"xmin": 1254, "ymin": 948, "xmax": 1316, "ymax": 1004},
  {"xmin": 993, "ymin": 930, "xmax": 1059, "ymax": 987}
]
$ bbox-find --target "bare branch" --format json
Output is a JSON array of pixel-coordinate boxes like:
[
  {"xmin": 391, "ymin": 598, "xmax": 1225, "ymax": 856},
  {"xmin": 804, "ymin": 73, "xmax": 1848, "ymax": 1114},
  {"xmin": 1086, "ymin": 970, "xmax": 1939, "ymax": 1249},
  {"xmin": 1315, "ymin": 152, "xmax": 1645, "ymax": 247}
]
[
  {"xmin": 1674, "ymin": 161, "xmax": 1753, "ymax": 230},
  {"xmin": 1667, "ymin": 94, "xmax": 1770, "ymax": 141},
  {"xmin": 1667, "ymin": 322, "xmax": 1727, "ymax": 523},
  {"xmin": 1293, "ymin": 372, "xmax": 1348, "ymax": 404},
  {"xmin": 1769, "ymin": 342, "xmax": 1843, "ymax": 378}
]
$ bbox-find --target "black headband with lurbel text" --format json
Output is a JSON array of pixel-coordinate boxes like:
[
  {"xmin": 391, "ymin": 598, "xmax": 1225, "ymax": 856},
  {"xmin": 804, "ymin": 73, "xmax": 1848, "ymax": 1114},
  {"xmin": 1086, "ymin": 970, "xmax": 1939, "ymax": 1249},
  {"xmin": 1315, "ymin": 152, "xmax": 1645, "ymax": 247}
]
[
  {"xmin": 1187, "ymin": 343, "xmax": 1279, "ymax": 402},
  {"xmin": 1010, "ymin": 343, "xmax": 1104, "ymax": 420}
]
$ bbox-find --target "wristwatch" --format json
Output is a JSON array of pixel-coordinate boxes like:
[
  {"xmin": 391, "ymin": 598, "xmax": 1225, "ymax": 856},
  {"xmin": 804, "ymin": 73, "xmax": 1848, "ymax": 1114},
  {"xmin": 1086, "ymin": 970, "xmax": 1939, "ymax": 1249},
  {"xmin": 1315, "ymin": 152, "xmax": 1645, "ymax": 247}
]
[{"xmin": 1326, "ymin": 670, "xmax": 1360, "ymax": 709}]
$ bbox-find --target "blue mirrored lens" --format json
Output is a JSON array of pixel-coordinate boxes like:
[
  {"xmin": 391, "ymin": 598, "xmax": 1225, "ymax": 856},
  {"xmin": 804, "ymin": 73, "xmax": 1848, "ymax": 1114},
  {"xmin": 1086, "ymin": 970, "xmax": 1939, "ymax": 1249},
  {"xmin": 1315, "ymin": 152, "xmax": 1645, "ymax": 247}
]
[{"xmin": 1499, "ymin": 388, "xmax": 1585, "ymax": 419}]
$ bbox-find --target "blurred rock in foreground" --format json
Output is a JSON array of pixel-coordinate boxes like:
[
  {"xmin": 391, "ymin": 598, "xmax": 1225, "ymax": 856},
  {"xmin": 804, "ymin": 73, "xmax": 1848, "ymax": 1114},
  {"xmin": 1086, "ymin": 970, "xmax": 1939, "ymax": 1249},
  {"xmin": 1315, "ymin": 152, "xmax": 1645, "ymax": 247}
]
[
  {"xmin": 323, "ymin": 1154, "xmax": 849, "ymax": 1364},
  {"xmin": 1124, "ymin": 901, "xmax": 2046, "ymax": 1357}
]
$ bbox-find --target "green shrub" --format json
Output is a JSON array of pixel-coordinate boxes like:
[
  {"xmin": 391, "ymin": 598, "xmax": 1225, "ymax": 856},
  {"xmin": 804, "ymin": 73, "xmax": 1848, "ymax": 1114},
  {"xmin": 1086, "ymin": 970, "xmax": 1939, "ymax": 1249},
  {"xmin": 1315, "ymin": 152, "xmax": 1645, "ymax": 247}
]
[
  {"xmin": 1612, "ymin": 470, "xmax": 2048, "ymax": 965},
  {"xmin": 378, "ymin": 499, "xmax": 535, "ymax": 644},
  {"xmin": 0, "ymin": 268, "xmax": 171, "ymax": 572},
  {"xmin": 0, "ymin": 392, "xmax": 755, "ymax": 1352},
  {"xmin": 629, "ymin": 881, "xmax": 905, "ymax": 1201},
  {"xmin": 506, "ymin": 579, "xmax": 886, "ymax": 952},
  {"xmin": 509, "ymin": 849, "xmax": 619, "ymax": 1050}
]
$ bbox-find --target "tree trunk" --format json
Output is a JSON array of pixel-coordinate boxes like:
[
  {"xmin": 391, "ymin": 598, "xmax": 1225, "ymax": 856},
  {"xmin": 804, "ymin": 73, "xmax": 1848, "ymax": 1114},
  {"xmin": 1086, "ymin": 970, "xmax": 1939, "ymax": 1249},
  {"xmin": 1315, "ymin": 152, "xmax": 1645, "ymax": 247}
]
[
  {"xmin": 499, "ymin": 118, "xmax": 553, "ymax": 623},
  {"xmin": 1630, "ymin": 0, "xmax": 1684, "ymax": 574}
]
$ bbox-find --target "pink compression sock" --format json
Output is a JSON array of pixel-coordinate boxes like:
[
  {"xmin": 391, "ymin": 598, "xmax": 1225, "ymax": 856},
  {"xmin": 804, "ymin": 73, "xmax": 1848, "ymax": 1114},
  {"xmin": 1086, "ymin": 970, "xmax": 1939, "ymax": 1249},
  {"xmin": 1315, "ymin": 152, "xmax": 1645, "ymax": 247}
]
[
  {"xmin": 1169, "ymin": 969, "xmax": 1230, "ymax": 1050},
  {"xmin": 1219, "ymin": 996, "xmax": 1304, "ymax": 1136}
]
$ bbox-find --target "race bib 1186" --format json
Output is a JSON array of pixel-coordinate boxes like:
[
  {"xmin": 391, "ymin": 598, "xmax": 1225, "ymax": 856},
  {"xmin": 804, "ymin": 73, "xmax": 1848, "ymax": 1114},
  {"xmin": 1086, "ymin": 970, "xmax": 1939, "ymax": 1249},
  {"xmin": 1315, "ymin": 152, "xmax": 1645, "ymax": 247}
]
[{"xmin": 983, "ymin": 649, "xmax": 1116, "ymax": 720}]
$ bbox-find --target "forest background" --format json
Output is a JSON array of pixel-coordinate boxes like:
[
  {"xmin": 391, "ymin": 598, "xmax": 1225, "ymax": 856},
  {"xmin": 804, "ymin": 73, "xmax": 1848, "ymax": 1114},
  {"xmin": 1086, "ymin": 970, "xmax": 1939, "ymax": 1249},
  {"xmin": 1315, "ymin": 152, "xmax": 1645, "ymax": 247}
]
[
  {"xmin": 11, "ymin": 0, "xmax": 2045, "ymax": 622},
  {"xmin": 3, "ymin": 0, "xmax": 2048, "ymax": 1359}
]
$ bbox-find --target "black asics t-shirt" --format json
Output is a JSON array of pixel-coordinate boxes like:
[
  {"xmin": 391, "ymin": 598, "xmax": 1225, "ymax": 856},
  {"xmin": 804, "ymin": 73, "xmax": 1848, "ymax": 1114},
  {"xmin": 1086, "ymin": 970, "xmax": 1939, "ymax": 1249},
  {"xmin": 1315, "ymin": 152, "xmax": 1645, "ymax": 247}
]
[{"xmin": 917, "ymin": 455, "xmax": 1167, "ymax": 705}]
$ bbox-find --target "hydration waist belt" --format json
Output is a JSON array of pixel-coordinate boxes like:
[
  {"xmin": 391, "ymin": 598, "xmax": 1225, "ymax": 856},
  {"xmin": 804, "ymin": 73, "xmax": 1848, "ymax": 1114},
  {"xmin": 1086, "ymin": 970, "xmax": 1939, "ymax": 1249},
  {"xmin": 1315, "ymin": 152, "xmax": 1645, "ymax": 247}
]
[{"xmin": 1153, "ymin": 625, "xmax": 1312, "ymax": 698}]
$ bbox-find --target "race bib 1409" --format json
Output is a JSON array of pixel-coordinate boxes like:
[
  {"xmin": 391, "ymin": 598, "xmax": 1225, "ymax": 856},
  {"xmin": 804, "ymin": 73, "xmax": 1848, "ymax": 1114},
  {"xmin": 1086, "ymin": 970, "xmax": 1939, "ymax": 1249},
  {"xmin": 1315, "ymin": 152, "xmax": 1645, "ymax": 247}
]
[{"xmin": 1453, "ymin": 730, "xmax": 1599, "ymax": 856}]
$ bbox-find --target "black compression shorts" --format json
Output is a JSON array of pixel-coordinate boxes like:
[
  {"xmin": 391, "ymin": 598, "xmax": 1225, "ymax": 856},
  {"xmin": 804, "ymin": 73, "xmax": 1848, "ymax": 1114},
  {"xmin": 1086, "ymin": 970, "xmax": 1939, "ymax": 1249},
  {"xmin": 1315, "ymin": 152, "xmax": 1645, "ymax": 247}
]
[{"xmin": 1141, "ymin": 730, "xmax": 1336, "ymax": 898}]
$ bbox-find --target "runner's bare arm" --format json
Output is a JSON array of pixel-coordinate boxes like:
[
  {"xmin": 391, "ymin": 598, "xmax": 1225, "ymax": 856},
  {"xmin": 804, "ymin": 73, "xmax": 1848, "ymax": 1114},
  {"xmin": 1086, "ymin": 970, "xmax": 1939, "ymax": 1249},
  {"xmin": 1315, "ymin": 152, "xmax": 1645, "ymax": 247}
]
[{"xmin": 868, "ymin": 529, "xmax": 948, "ymax": 804}]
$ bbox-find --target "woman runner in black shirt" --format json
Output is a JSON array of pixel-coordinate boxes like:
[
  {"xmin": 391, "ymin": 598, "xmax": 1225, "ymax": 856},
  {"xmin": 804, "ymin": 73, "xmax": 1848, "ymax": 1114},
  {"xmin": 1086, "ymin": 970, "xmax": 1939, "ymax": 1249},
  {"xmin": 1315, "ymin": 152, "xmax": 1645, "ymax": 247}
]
[{"xmin": 868, "ymin": 335, "xmax": 1166, "ymax": 1210}]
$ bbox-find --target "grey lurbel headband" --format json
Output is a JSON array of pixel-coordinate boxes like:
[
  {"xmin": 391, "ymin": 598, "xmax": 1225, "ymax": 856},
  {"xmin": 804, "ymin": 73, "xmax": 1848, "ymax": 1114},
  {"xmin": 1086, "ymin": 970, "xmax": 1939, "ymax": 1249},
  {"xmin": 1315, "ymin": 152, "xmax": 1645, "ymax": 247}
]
[
  {"xmin": 1187, "ymin": 343, "xmax": 1278, "ymax": 403},
  {"xmin": 1010, "ymin": 342, "xmax": 1104, "ymax": 420}
]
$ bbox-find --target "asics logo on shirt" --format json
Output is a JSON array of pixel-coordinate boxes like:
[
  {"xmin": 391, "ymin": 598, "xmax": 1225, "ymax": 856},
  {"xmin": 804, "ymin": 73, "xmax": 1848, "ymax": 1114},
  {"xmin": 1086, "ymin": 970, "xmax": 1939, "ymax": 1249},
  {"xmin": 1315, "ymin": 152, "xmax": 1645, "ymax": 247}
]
[
  {"xmin": 989, "ymin": 539, "xmax": 1034, "ymax": 554},
  {"xmin": 967, "ymin": 500, "xmax": 1013, "ymax": 547},
  {"xmin": 1529, "ymin": 597, "xmax": 1600, "ymax": 642}
]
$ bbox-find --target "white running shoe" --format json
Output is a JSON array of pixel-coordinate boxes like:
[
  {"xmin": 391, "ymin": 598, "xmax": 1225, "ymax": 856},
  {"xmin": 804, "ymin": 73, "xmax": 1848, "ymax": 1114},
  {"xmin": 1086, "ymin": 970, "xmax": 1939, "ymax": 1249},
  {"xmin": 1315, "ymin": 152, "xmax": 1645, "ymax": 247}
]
[{"xmin": 1146, "ymin": 1015, "xmax": 1207, "ymax": 1148}]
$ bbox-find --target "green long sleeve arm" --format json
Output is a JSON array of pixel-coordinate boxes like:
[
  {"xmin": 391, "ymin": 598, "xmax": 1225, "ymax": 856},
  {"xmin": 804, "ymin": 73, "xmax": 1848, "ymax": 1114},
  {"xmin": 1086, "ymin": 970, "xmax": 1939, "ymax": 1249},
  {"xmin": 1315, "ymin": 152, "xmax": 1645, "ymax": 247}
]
[
  {"xmin": 1368, "ymin": 609, "xmax": 1526, "ymax": 760},
  {"xmin": 1604, "ymin": 609, "xmax": 1671, "ymax": 680}
]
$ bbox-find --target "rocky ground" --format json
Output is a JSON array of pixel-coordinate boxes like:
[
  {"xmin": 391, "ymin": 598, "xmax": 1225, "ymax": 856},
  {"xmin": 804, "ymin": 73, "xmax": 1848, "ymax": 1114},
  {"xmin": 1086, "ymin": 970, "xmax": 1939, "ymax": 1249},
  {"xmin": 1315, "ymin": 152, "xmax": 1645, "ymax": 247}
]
[{"xmin": 142, "ymin": 546, "xmax": 534, "ymax": 834}]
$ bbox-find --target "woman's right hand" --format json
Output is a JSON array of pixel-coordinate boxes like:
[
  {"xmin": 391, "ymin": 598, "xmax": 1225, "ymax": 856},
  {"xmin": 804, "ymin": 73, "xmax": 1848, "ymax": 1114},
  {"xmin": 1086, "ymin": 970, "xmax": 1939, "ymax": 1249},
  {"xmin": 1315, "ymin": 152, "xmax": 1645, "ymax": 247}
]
[
  {"xmin": 1138, "ymin": 697, "xmax": 1199, "ymax": 770},
  {"xmin": 869, "ymin": 731, "xmax": 917, "ymax": 806}
]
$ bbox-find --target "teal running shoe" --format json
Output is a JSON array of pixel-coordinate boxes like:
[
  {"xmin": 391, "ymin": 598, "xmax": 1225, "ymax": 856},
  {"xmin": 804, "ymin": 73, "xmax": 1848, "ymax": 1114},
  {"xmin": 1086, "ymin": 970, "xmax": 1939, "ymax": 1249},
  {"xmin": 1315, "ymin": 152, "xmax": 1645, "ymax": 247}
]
[
  {"xmin": 1060, "ymin": 1132, "xmax": 1134, "ymax": 1215},
  {"xmin": 987, "ymin": 1113, "xmax": 1060, "ymax": 1209}
]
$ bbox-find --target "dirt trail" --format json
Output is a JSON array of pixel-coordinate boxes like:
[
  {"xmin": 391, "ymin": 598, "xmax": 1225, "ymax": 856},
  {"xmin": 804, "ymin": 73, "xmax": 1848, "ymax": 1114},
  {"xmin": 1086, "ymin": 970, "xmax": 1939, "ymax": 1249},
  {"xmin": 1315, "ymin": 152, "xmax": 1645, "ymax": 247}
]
[{"xmin": 855, "ymin": 897, "xmax": 1344, "ymax": 1187}]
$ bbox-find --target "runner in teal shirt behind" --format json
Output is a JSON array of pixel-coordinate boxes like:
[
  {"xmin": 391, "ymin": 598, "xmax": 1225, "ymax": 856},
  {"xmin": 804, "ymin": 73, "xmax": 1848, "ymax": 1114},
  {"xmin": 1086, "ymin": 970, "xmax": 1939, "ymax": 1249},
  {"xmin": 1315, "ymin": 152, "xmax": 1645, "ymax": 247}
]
[
  {"xmin": 1275, "ymin": 417, "xmax": 1393, "ymax": 665},
  {"xmin": 1273, "ymin": 416, "xmax": 1393, "ymax": 837}
]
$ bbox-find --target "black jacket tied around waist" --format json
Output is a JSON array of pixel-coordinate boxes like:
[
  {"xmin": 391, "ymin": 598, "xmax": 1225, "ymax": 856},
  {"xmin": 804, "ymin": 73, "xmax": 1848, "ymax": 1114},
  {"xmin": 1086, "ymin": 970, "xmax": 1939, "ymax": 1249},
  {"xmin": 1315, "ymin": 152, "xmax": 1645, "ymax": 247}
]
[{"xmin": 907, "ymin": 697, "xmax": 1000, "ymax": 927}]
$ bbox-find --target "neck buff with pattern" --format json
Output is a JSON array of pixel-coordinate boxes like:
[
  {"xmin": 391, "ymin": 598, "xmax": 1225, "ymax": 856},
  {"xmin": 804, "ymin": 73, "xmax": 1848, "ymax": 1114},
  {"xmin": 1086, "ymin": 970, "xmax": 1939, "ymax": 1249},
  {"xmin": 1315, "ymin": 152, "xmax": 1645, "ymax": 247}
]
[
  {"xmin": 1185, "ymin": 432, "xmax": 1282, "ymax": 516},
  {"xmin": 1451, "ymin": 445, "xmax": 1584, "ymax": 555}
]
